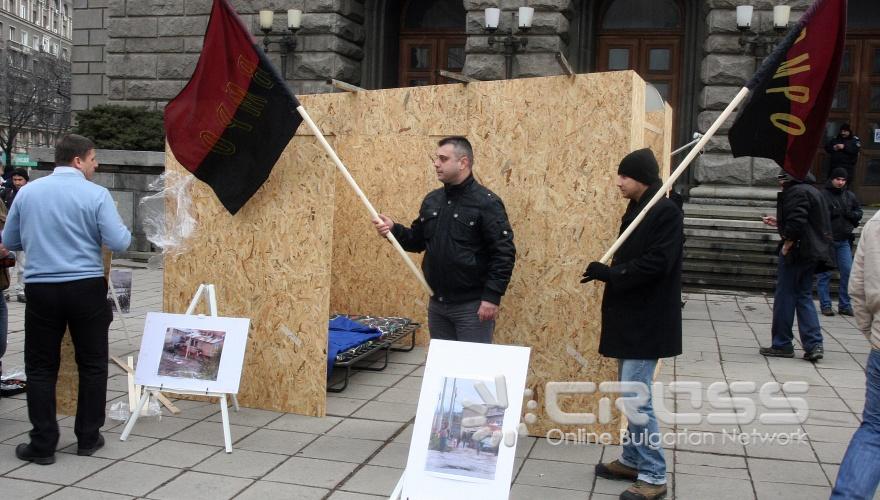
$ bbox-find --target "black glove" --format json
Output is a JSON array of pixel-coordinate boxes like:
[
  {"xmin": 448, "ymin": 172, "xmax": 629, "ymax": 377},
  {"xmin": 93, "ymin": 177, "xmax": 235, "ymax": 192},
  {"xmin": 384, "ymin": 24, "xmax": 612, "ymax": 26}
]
[{"xmin": 581, "ymin": 262, "xmax": 611, "ymax": 283}]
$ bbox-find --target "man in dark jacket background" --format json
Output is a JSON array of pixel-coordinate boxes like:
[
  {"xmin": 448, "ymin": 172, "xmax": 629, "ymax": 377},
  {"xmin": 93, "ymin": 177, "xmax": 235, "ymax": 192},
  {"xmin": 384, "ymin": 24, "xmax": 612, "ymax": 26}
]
[
  {"xmin": 761, "ymin": 171, "xmax": 834, "ymax": 362},
  {"xmin": 825, "ymin": 123, "xmax": 861, "ymax": 183},
  {"xmin": 582, "ymin": 148, "xmax": 683, "ymax": 500},
  {"xmin": 816, "ymin": 167, "xmax": 862, "ymax": 317},
  {"xmin": 373, "ymin": 136, "xmax": 515, "ymax": 343}
]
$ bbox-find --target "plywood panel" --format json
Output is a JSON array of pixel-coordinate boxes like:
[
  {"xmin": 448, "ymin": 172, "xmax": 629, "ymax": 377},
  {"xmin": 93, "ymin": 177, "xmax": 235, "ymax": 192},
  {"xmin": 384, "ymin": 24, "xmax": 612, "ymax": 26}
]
[{"xmin": 162, "ymin": 129, "xmax": 337, "ymax": 416}]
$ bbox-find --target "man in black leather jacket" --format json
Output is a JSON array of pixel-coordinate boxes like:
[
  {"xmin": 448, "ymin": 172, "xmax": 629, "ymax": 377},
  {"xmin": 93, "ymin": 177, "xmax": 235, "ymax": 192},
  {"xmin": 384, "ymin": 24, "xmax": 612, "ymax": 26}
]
[
  {"xmin": 373, "ymin": 136, "xmax": 515, "ymax": 343},
  {"xmin": 825, "ymin": 123, "xmax": 861, "ymax": 182}
]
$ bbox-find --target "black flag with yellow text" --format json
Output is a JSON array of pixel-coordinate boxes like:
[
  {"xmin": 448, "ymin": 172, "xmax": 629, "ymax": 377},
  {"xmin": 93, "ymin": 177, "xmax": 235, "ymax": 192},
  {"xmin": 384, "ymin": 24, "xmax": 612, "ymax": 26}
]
[{"xmin": 729, "ymin": 0, "xmax": 846, "ymax": 180}]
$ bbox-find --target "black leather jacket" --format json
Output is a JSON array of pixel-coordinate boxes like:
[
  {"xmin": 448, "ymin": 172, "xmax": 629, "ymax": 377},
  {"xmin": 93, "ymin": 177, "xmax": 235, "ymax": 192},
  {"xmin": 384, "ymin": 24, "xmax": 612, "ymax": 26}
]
[{"xmin": 392, "ymin": 175, "xmax": 515, "ymax": 304}]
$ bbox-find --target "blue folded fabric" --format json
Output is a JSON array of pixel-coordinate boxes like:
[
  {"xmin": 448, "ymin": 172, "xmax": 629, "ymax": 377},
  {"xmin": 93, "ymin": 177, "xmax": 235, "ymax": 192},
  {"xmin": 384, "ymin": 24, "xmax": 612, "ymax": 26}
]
[{"xmin": 327, "ymin": 316, "xmax": 381, "ymax": 378}]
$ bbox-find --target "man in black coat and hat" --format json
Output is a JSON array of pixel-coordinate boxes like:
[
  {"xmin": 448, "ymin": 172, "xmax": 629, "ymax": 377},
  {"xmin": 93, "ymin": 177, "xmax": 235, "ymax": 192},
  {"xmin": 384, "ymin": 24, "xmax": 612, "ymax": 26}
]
[
  {"xmin": 582, "ymin": 148, "xmax": 683, "ymax": 500},
  {"xmin": 816, "ymin": 167, "xmax": 862, "ymax": 317},
  {"xmin": 825, "ymin": 123, "xmax": 861, "ymax": 183}
]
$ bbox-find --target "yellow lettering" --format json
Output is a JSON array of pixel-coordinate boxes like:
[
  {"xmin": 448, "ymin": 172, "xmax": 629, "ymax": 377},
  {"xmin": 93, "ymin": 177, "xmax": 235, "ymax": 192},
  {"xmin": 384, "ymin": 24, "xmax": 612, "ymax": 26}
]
[
  {"xmin": 774, "ymin": 53, "xmax": 810, "ymax": 79},
  {"xmin": 795, "ymin": 27, "xmax": 806, "ymax": 44},
  {"xmin": 199, "ymin": 131, "xmax": 236, "ymax": 155},
  {"xmin": 770, "ymin": 113, "xmax": 806, "ymax": 136},
  {"xmin": 765, "ymin": 85, "xmax": 809, "ymax": 103},
  {"xmin": 237, "ymin": 55, "xmax": 274, "ymax": 89},
  {"xmin": 225, "ymin": 82, "xmax": 267, "ymax": 117},
  {"xmin": 218, "ymin": 103, "xmax": 254, "ymax": 132}
]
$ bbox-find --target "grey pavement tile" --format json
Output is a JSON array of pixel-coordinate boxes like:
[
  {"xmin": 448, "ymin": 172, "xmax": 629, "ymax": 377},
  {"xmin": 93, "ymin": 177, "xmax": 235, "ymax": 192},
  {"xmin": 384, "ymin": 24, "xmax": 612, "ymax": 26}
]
[
  {"xmin": 266, "ymin": 413, "xmax": 343, "ymax": 434},
  {"xmin": 352, "ymin": 401, "xmax": 417, "ymax": 422},
  {"xmin": 799, "ymin": 396, "xmax": 853, "ymax": 412},
  {"xmin": 327, "ymin": 383, "xmax": 387, "ymax": 400},
  {"xmin": 814, "ymin": 442, "xmax": 848, "ymax": 465},
  {"xmin": 374, "ymin": 387, "xmax": 421, "ymax": 404},
  {"xmin": 509, "ymin": 484, "xmax": 589, "ymax": 500},
  {"xmin": 77, "ymin": 461, "xmax": 180, "ymax": 496},
  {"xmin": 7, "ymin": 453, "xmax": 113, "ymax": 485},
  {"xmin": 748, "ymin": 457, "xmax": 828, "ymax": 486},
  {"xmin": 673, "ymin": 431, "xmax": 746, "ymax": 456},
  {"xmin": 675, "ymin": 450, "xmax": 748, "ymax": 479},
  {"xmin": 42, "ymin": 487, "xmax": 134, "ymax": 499},
  {"xmin": 168, "ymin": 420, "xmax": 257, "ymax": 447},
  {"xmin": 235, "ymin": 428, "xmax": 316, "ymax": 455},
  {"xmin": 818, "ymin": 369, "xmax": 867, "ymax": 389},
  {"xmin": 127, "ymin": 439, "xmax": 220, "ymax": 468},
  {"xmin": 387, "ymin": 348, "xmax": 427, "ymax": 365},
  {"xmin": 0, "ymin": 477, "xmax": 61, "ymax": 499},
  {"xmin": 392, "ymin": 376, "xmax": 423, "ymax": 391},
  {"xmin": 59, "ymin": 431, "xmax": 158, "ymax": 460},
  {"xmin": 804, "ymin": 409, "xmax": 861, "ymax": 427},
  {"xmin": 262, "ymin": 456, "xmax": 358, "ymax": 488},
  {"xmin": 393, "ymin": 424, "xmax": 413, "ymax": 444},
  {"xmin": 298, "ymin": 435, "xmax": 383, "ymax": 463},
  {"xmin": 368, "ymin": 441, "xmax": 409, "ymax": 469},
  {"xmin": 0, "ymin": 443, "xmax": 27, "ymax": 474},
  {"xmin": 0, "ymin": 417, "xmax": 31, "ymax": 442},
  {"xmin": 0, "ymin": 396, "xmax": 27, "ymax": 414},
  {"xmin": 364, "ymin": 362, "xmax": 420, "ymax": 376},
  {"xmin": 803, "ymin": 424, "xmax": 857, "ymax": 443},
  {"xmin": 350, "ymin": 372, "xmax": 404, "ymax": 387},
  {"xmin": 514, "ymin": 458, "xmax": 593, "ymax": 492},
  {"xmin": 146, "ymin": 471, "xmax": 252, "ymax": 500},
  {"xmin": 166, "ymin": 400, "xmax": 221, "ymax": 420},
  {"xmin": 326, "ymin": 418, "xmax": 406, "ymax": 441},
  {"xmin": 516, "ymin": 436, "xmax": 537, "ymax": 458},
  {"xmin": 821, "ymin": 463, "xmax": 839, "ymax": 485},
  {"xmin": 326, "ymin": 396, "xmax": 368, "ymax": 417},
  {"xmin": 754, "ymin": 481, "xmax": 832, "ymax": 500},
  {"xmin": 527, "ymin": 438, "xmax": 603, "ymax": 464},
  {"xmin": 326, "ymin": 492, "xmax": 385, "ymax": 500},
  {"xmin": 126, "ymin": 415, "xmax": 197, "ymax": 439},
  {"xmin": 204, "ymin": 407, "xmax": 283, "ymax": 427},
  {"xmin": 235, "ymin": 480, "xmax": 328, "ymax": 500},
  {"xmin": 676, "ymin": 472, "xmax": 755, "ymax": 499},
  {"xmin": 743, "ymin": 435, "xmax": 817, "ymax": 462},
  {"xmin": 193, "ymin": 448, "xmax": 287, "ymax": 479},
  {"xmin": 339, "ymin": 464, "xmax": 403, "ymax": 496}
]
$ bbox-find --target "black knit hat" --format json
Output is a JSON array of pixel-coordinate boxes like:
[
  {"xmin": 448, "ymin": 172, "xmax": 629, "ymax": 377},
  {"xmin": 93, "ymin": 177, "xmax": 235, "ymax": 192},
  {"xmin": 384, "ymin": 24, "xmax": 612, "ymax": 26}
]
[
  {"xmin": 829, "ymin": 167, "xmax": 848, "ymax": 180},
  {"xmin": 617, "ymin": 148, "xmax": 660, "ymax": 186},
  {"xmin": 840, "ymin": 123, "xmax": 851, "ymax": 133},
  {"xmin": 11, "ymin": 167, "xmax": 28, "ymax": 181}
]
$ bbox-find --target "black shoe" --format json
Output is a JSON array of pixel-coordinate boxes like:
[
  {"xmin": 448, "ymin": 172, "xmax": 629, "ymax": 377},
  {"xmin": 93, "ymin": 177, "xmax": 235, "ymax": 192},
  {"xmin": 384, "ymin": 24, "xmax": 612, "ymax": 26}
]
[
  {"xmin": 838, "ymin": 308, "xmax": 854, "ymax": 316},
  {"xmin": 759, "ymin": 346, "xmax": 794, "ymax": 358},
  {"xmin": 15, "ymin": 443, "xmax": 55, "ymax": 465},
  {"xmin": 77, "ymin": 434, "xmax": 105, "ymax": 456},
  {"xmin": 821, "ymin": 307, "xmax": 835, "ymax": 316},
  {"xmin": 804, "ymin": 345, "xmax": 824, "ymax": 362}
]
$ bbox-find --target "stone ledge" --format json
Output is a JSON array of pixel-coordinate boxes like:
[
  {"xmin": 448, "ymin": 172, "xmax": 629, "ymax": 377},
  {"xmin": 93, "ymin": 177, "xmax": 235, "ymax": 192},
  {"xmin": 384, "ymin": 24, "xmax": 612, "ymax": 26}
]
[
  {"xmin": 689, "ymin": 184, "xmax": 779, "ymax": 200},
  {"xmin": 29, "ymin": 147, "xmax": 165, "ymax": 169}
]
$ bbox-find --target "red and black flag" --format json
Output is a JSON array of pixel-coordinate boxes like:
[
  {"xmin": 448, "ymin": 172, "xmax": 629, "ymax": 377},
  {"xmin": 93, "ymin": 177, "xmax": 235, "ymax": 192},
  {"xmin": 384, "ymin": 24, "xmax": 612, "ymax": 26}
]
[
  {"xmin": 729, "ymin": 0, "xmax": 847, "ymax": 180},
  {"xmin": 164, "ymin": 0, "xmax": 302, "ymax": 215}
]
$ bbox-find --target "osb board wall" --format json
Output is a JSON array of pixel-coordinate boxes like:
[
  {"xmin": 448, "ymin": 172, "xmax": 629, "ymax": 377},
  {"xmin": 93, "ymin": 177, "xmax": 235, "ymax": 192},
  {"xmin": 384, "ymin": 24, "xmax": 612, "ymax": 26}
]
[
  {"xmin": 326, "ymin": 72, "xmax": 649, "ymax": 438},
  {"xmin": 162, "ymin": 123, "xmax": 337, "ymax": 416},
  {"xmin": 645, "ymin": 103, "xmax": 673, "ymax": 178}
]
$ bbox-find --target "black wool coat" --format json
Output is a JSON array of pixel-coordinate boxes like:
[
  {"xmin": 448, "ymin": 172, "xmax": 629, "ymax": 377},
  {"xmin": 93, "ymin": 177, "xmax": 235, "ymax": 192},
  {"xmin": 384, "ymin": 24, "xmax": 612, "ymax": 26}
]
[{"xmin": 598, "ymin": 186, "xmax": 684, "ymax": 360}]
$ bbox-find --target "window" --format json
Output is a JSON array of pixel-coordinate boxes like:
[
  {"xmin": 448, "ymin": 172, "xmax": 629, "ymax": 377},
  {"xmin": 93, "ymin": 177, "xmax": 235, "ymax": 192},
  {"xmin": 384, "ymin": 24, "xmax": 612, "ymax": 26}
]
[
  {"xmin": 602, "ymin": 0, "xmax": 681, "ymax": 30},
  {"xmin": 20, "ymin": 1, "xmax": 28, "ymax": 20},
  {"xmin": 32, "ymin": 36, "xmax": 38, "ymax": 50},
  {"xmin": 51, "ymin": 43, "xmax": 57, "ymax": 55},
  {"xmin": 8, "ymin": 26, "xmax": 15, "ymax": 43},
  {"xmin": 21, "ymin": 30, "xmax": 27, "ymax": 46},
  {"xmin": 0, "ymin": 22, "xmax": 3, "ymax": 40}
]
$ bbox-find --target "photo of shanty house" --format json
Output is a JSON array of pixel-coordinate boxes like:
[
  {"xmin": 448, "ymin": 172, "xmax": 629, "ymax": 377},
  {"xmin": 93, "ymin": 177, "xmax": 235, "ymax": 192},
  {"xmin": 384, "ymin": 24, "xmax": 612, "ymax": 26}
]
[{"xmin": 158, "ymin": 327, "xmax": 226, "ymax": 381}]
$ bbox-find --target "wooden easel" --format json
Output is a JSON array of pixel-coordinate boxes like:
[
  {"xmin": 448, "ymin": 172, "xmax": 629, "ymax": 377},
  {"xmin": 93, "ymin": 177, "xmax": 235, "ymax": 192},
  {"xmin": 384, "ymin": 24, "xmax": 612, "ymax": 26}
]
[{"xmin": 119, "ymin": 284, "xmax": 240, "ymax": 452}]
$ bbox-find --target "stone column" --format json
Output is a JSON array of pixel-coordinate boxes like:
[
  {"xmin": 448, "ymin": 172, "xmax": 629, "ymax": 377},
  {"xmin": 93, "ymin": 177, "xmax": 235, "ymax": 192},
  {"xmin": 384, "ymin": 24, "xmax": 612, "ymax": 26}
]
[
  {"xmin": 72, "ymin": 0, "xmax": 109, "ymax": 111},
  {"xmin": 691, "ymin": 0, "xmax": 810, "ymax": 204},
  {"xmin": 463, "ymin": 0, "xmax": 571, "ymax": 81}
]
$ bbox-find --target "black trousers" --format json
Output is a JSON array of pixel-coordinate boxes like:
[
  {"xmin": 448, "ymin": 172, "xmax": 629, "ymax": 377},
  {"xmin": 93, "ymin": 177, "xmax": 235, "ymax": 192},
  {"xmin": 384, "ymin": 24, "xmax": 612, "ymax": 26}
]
[{"xmin": 24, "ymin": 277, "xmax": 111, "ymax": 455}]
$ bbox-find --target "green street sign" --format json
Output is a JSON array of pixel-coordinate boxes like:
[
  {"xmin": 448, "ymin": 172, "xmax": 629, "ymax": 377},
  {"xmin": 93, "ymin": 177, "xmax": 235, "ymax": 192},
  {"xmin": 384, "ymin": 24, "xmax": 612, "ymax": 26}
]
[{"xmin": 11, "ymin": 154, "xmax": 36, "ymax": 167}]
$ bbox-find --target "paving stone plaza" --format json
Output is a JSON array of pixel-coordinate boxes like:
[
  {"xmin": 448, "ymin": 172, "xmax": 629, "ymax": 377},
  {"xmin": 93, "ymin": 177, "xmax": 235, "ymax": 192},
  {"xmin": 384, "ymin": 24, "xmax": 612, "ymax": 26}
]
[{"xmin": 0, "ymin": 263, "xmax": 875, "ymax": 499}]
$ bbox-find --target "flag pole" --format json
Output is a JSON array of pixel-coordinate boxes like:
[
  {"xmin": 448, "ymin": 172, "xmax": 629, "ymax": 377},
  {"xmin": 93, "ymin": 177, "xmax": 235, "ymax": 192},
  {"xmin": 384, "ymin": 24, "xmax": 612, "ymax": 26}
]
[
  {"xmin": 296, "ymin": 105, "xmax": 434, "ymax": 296},
  {"xmin": 598, "ymin": 86, "xmax": 751, "ymax": 265}
]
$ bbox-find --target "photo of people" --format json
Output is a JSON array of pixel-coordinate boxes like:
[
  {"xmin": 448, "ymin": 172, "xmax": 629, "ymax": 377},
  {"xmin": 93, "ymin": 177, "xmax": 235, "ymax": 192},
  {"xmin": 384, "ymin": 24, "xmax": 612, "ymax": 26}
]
[
  {"xmin": 424, "ymin": 377, "xmax": 506, "ymax": 481},
  {"xmin": 107, "ymin": 268, "xmax": 132, "ymax": 313},
  {"xmin": 157, "ymin": 327, "xmax": 226, "ymax": 381}
]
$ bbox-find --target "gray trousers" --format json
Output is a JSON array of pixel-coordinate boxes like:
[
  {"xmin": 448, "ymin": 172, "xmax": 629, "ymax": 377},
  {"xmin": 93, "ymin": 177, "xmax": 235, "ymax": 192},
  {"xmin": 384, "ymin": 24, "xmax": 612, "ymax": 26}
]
[{"xmin": 427, "ymin": 298, "xmax": 494, "ymax": 343}]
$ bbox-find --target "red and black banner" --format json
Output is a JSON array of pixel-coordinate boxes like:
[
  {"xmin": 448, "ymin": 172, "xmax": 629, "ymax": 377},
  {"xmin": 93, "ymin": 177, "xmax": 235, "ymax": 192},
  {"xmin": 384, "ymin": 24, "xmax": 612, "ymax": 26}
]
[
  {"xmin": 164, "ymin": 0, "xmax": 302, "ymax": 215},
  {"xmin": 729, "ymin": 0, "xmax": 847, "ymax": 180}
]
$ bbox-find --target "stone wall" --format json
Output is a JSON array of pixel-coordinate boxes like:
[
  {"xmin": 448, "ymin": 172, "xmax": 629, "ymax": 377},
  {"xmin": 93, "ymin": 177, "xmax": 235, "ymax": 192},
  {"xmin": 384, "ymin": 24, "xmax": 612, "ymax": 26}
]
[
  {"xmin": 72, "ymin": 0, "xmax": 110, "ymax": 112},
  {"xmin": 463, "ymin": 0, "xmax": 571, "ymax": 80},
  {"xmin": 28, "ymin": 147, "xmax": 163, "ymax": 256},
  {"xmin": 693, "ymin": 0, "xmax": 811, "ymax": 192}
]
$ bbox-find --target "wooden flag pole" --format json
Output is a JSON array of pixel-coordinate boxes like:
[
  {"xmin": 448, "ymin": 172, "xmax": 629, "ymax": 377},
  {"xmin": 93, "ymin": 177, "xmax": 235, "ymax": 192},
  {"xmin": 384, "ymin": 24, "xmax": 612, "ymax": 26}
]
[
  {"xmin": 296, "ymin": 105, "xmax": 434, "ymax": 296},
  {"xmin": 599, "ymin": 86, "xmax": 751, "ymax": 265}
]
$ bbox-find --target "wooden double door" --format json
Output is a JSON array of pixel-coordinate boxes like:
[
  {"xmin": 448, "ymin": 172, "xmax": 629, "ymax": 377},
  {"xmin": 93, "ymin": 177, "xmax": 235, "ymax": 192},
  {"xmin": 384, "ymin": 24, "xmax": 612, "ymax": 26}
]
[
  {"xmin": 812, "ymin": 38, "xmax": 880, "ymax": 203},
  {"xmin": 398, "ymin": 35, "xmax": 465, "ymax": 87}
]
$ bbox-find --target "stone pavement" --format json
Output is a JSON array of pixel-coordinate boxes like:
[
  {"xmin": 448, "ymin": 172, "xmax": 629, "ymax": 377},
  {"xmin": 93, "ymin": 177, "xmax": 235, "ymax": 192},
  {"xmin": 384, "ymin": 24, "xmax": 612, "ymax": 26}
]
[{"xmin": 0, "ymin": 262, "xmax": 875, "ymax": 499}]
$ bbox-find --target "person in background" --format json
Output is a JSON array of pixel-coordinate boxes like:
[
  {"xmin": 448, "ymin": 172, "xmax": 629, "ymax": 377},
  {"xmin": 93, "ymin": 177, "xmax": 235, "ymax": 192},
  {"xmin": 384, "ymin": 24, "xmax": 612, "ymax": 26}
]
[
  {"xmin": 825, "ymin": 123, "xmax": 861, "ymax": 183},
  {"xmin": 1, "ymin": 168, "xmax": 29, "ymax": 302},
  {"xmin": 816, "ymin": 167, "xmax": 862, "ymax": 317}
]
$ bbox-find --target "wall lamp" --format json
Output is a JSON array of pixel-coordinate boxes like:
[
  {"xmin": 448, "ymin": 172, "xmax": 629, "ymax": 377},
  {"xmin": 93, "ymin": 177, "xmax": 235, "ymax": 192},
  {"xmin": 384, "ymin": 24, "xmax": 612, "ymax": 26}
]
[
  {"xmin": 258, "ymin": 9, "xmax": 302, "ymax": 79},
  {"xmin": 736, "ymin": 5, "xmax": 791, "ymax": 60},
  {"xmin": 484, "ymin": 6, "xmax": 534, "ymax": 79}
]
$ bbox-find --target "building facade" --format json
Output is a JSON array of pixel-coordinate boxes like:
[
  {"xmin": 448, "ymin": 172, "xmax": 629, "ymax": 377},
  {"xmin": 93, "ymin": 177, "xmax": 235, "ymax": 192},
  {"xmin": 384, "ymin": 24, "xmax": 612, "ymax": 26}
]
[
  {"xmin": 0, "ymin": 0, "xmax": 72, "ymax": 157},
  {"xmin": 72, "ymin": 0, "xmax": 880, "ymax": 203}
]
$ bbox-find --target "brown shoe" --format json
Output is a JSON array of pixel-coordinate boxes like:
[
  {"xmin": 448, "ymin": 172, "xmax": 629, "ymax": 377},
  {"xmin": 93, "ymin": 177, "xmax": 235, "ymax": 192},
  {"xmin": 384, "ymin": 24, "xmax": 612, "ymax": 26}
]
[
  {"xmin": 620, "ymin": 480, "xmax": 667, "ymax": 500},
  {"xmin": 595, "ymin": 459, "xmax": 638, "ymax": 481}
]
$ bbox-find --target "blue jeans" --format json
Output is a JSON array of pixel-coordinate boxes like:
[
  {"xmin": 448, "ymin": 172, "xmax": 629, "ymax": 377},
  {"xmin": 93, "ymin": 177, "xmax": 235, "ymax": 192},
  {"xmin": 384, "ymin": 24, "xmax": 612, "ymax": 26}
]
[
  {"xmin": 617, "ymin": 358, "xmax": 666, "ymax": 485},
  {"xmin": 816, "ymin": 240, "xmax": 853, "ymax": 311},
  {"xmin": 831, "ymin": 349, "xmax": 880, "ymax": 499},
  {"xmin": 771, "ymin": 257, "xmax": 823, "ymax": 352}
]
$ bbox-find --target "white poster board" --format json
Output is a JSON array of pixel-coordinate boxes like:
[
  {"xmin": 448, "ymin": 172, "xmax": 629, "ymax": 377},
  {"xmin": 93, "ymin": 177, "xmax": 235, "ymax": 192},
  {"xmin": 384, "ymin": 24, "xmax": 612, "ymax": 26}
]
[
  {"xmin": 401, "ymin": 340, "xmax": 530, "ymax": 500},
  {"xmin": 134, "ymin": 312, "xmax": 250, "ymax": 394}
]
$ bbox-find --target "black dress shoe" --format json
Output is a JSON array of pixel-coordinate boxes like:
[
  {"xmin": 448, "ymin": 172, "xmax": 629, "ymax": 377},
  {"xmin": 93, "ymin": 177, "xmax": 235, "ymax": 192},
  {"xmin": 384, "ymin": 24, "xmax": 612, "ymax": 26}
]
[
  {"xmin": 15, "ymin": 443, "xmax": 55, "ymax": 465},
  {"xmin": 759, "ymin": 346, "xmax": 794, "ymax": 358},
  {"xmin": 804, "ymin": 345, "xmax": 824, "ymax": 362},
  {"xmin": 77, "ymin": 434, "xmax": 105, "ymax": 456}
]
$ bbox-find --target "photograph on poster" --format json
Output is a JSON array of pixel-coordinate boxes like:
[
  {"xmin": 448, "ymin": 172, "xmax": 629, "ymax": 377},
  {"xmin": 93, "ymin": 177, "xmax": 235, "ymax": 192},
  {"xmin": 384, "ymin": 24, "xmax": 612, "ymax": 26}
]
[
  {"xmin": 107, "ymin": 269, "xmax": 132, "ymax": 313},
  {"xmin": 135, "ymin": 312, "xmax": 250, "ymax": 394},
  {"xmin": 425, "ymin": 377, "xmax": 505, "ymax": 481},
  {"xmin": 158, "ymin": 327, "xmax": 226, "ymax": 381}
]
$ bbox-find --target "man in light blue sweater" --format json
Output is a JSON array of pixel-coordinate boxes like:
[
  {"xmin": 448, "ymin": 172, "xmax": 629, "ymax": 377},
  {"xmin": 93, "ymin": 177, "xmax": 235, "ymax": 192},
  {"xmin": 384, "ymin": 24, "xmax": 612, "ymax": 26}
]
[{"xmin": 3, "ymin": 134, "xmax": 131, "ymax": 465}]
